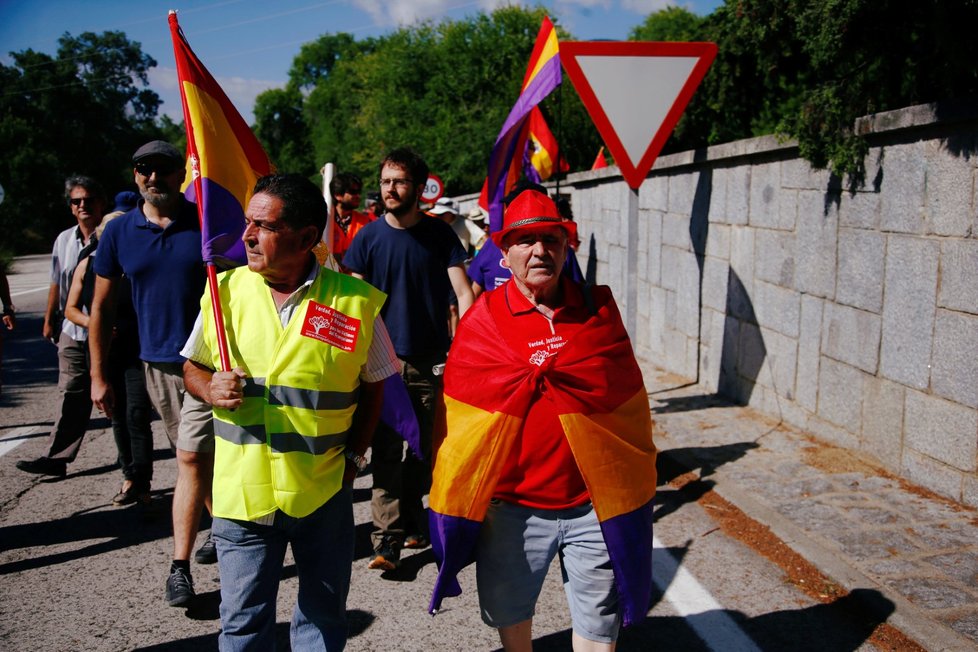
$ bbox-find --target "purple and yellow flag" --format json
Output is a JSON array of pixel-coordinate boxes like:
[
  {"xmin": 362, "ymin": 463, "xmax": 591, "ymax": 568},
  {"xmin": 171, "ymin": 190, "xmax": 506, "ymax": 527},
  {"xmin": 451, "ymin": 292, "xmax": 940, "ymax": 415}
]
[
  {"xmin": 428, "ymin": 286, "xmax": 657, "ymax": 626},
  {"xmin": 485, "ymin": 16, "xmax": 561, "ymax": 232},
  {"xmin": 169, "ymin": 11, "xmax": 273, "ymax": 268}
]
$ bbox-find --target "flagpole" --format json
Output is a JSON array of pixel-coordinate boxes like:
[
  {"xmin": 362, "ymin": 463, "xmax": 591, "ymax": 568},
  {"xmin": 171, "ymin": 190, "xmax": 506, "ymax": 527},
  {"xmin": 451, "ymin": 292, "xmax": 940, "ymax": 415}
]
[{"xmin": 555, "ymin": 82, "xmax": 563, "ymax": 198}]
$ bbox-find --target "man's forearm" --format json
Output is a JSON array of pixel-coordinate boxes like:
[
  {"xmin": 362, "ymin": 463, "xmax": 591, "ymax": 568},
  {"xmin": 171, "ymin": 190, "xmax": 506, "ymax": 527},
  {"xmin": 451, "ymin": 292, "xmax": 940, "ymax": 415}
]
[
  {"xmin": 183, "ymin": 359, "xmax": 215, "ymax": 404},
  {"xmin": 348, "ymin": 379, "xmax": 384, "ymax": 455}
]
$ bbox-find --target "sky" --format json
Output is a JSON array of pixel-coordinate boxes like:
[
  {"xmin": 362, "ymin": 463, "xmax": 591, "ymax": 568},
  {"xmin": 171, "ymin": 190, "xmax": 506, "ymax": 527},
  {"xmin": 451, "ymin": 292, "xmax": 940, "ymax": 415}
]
[{"xmin": 0, "ymin": 0, "xmax": 723, "ymax": 124}]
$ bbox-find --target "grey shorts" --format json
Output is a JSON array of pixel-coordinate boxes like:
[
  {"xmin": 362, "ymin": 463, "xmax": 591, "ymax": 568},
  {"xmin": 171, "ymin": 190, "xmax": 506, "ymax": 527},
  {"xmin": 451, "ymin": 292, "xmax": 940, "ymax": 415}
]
[
  {"xmin": 143, "ymin": 361, "xmax": 214, "ymax": 453},
  {"xmin": 475, "ymin": 499, "xmax": 621, "ymax": 643}
]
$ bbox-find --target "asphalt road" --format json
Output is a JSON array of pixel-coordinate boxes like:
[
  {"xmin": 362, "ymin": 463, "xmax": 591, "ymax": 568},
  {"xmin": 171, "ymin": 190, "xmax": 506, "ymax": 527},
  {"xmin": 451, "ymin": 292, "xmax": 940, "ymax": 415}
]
[{"xmin": 1, "ymin": 254, "xmax": 891, "ymax": 651}]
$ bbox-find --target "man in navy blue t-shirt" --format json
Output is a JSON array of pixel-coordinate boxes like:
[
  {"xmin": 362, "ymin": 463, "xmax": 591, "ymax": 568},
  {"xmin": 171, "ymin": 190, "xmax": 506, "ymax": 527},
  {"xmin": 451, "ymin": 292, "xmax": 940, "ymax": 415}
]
[
  {"xmin": 344, "ymin": 147, "xmax": 474, "ymax": 570},
  {"xmin": 89, "ymin": 140, "xmax": 215, "ymax": 608}
]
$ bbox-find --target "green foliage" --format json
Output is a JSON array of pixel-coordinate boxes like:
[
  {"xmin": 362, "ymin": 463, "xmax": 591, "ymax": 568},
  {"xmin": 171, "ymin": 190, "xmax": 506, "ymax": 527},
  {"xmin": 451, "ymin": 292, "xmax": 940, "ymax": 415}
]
[
  {"xmin": 0, "ymin": 31, "xmax": 173, "ymax": 253},
  {"xmin": 253, "ymin": 6, "xmax": 602, "ymax": 195},
  {"xmin": 630, "ymin": 6, "xmax": 706, "ymax": 41}
]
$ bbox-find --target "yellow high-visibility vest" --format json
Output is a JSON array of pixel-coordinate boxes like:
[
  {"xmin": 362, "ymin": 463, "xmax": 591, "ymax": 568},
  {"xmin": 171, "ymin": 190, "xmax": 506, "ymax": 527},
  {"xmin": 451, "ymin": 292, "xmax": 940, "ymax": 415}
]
[{"xmin": 200, "ymin": 264, "xmax": 386, "ymax": 520}]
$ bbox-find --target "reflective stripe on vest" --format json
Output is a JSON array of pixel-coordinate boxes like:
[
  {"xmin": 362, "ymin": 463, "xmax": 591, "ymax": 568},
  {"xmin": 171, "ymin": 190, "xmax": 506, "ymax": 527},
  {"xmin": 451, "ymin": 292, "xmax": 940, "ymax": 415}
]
[{"xmin": 213, "ymin": 419, "xmax": 351, "ymax": 454}]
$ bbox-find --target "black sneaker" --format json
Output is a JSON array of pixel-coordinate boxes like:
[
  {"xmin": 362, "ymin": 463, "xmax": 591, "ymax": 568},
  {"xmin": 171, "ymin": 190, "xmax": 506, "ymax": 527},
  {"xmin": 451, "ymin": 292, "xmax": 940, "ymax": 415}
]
[
  {"xmin": 165, "ymin": 566, "xmax": 195, "ymax": 607},
  {"xmin": 368, "ymin": 537, "xmax": 401, "ymax": 571},
  {"xmin": 194, "ymin": 533, "xmax": 217, "ymax": 565},
  {"xmin": 16, "ymin": 457, "xmax": 67, "ymax": 479}
]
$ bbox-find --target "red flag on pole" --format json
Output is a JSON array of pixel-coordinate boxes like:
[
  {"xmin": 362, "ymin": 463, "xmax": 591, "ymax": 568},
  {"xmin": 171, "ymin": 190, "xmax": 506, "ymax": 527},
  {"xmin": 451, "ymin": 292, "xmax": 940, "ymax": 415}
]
[{"xmin": 591, "ymin": 146, "xmax": 609, "ymax": 170}]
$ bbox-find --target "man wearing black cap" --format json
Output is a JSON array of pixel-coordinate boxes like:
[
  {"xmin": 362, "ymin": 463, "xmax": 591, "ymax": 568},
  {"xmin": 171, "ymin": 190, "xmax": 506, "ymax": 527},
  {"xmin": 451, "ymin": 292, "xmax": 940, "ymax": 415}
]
[{"xmin": 89, "ymin": 140, "xmax": 216, "ymax": 607}]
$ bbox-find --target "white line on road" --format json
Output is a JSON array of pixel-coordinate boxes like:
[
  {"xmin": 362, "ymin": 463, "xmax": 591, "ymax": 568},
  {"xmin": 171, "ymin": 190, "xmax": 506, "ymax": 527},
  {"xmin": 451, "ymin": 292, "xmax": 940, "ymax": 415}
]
[
  {"xmin": 0, "ymin": 427, "xmax": 40, "ymax": 458},
  {"xmin": 653, "ymin": 534, "xmax": 762, "ymax": 652},
  {"xmin": 10, "ymin": 285, "xmax": 49, "ymax": 298}
]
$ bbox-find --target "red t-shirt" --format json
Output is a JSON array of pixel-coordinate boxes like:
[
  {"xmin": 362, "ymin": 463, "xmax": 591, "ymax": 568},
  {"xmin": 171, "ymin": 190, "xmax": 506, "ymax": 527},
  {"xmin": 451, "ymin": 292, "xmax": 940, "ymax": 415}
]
[{"xmin": 490, "ymin": 277, "xmax": 591, "ymax": 509}]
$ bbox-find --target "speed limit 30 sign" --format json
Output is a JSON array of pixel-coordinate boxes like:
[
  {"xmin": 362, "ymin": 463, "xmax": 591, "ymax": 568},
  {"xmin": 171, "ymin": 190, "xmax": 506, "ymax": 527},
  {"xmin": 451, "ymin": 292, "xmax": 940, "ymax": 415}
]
[{"xmin": 421, "ymin": 174, "xmax": 444, "ymax": 204}]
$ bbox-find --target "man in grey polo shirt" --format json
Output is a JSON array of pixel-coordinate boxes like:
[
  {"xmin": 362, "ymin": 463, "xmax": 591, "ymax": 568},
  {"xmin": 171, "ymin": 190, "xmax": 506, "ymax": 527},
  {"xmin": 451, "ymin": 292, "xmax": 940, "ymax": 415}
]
[{"xmin": 16, "ymin": 176, "xmax": 105, "ymax": 478}]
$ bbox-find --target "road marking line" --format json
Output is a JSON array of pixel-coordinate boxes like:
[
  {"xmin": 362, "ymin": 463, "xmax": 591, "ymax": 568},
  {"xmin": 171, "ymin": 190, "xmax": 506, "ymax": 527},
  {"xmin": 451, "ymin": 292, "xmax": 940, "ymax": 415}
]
[
  {"xmin": 10, "ymin": 285, "xmax": 49, "ymax": 298},
  {"xmin": 0, "ymin": 426, "xmax": 40, "ymax": 458},
  {"xmin": 653, "ymin": 534, "xmax": 761, "ymax": 652}
]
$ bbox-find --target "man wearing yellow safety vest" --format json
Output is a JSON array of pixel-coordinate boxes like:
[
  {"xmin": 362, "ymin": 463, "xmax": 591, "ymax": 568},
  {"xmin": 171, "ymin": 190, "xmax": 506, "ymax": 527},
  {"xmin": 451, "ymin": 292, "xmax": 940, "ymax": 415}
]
[{"xmin": 182, "ymin": 174, "xmax": 399, "ymax": 651}]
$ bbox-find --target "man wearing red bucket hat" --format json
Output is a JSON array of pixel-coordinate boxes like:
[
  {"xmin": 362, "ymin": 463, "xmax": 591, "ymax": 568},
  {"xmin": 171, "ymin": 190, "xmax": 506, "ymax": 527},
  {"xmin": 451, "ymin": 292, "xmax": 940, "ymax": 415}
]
[{"xmin": 429, "ymin": 189, "xmax": 658, "ymax": 650}]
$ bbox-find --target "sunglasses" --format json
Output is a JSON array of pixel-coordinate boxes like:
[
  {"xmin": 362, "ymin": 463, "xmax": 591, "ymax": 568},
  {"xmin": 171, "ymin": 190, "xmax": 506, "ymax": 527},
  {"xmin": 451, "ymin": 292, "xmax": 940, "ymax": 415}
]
[
  {"xmin": 135, "ymin": 161, "xmax": 180, "ymax": 177},
  {"xmin": 69, "ymin": 197, "xmax": 97, "ymax": 207}
]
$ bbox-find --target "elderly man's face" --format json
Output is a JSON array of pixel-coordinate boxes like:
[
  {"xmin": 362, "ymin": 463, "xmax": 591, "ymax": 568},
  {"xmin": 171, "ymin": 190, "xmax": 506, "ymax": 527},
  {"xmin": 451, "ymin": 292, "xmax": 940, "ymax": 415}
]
[
  {"xmin": 134, "ymin": 156, "xmax": 186, "ymax": 208},
  {"xmin": 68, "ymin": 186, "xmax": 105, "ymax": 226},
  {"xmin": 243, "ymin": 192, "xmax": 311, "ymax": 281},
  {"xmin": 502, "ymin": 225, "xmax": 568, "ymax": 295}
]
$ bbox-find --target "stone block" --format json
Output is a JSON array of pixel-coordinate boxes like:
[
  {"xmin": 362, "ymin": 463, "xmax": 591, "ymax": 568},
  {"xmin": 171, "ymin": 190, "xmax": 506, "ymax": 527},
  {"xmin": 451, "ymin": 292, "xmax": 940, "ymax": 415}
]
[
  {"xmin": 901, "ymin": 448, "xmax": 963, "ymax": 503},
  {"xmin": 820, "ymin": 302, "xmax": 881, "ymax": 373},
  {"xmin": 660, "ymin": 245, "xmax": 682, "ymax": 291},
  {"xmin": 924, "ymin": 140, "xmax": 974, "ymax": 236},
  {"xmin": 701, "ymin": 257, "xmax": 729, "ymax": 312},
  {"xmin": 779, "ymin": 188, "xmax": 799, "ymax": 231},
  {"xmin": 837, "ymin": 228, "xmax": 884, "ymax": 313},
  {"xmin": 803, "ymin": 410, "xmax": 860, "ymax": 450},
  {"xmin": 880, "ymin": 142, "xmax": 927, "ymax": 234},
  {"xmin": 905, "ymin": 390, "xmax": 978, "ymax": 473},
  {"xmin": 640, "ymin": 177, "xmax": 668, "ymax": 213},
  {"xmin": 880, "ymin": 235, "xmax": 938, "ymax": 389},
  {"xmin": 752, "ymin": 280, "xmax": 801, "ymax": 338},
  {"xmin": 725, "ymin": 165, "xmax": 751, "ymax": 226},
  {"xmin": 699, "ymin": 307, "xmax": 725, "ymax": 392},
  {"xmin": 795, "ymin": 190, "xmax": 838, "ymax": 299},
  {"xmin": 668, "ymin": 171, "xmax": 697, "ymax": 215},
  {"xmin": 705, "ymin": 223, "xmax": 731, "ymax": 261},
  {"xmin": 663, "ymin": 327, "xmax": 688, "ymax": 376},
  {"xmin": 886, "ymin": 576, "xmax": 975, "ymax": 610},
  {"xmin": 839, "ymin": 189, "xmax": 881, "ymax": 230},
  {"xmin": 737, "ymin": 321, "xmax": 770, "ymax": 389},
  {"xmin": 749, "ymin": 161, "xmax": 791, "ymax": 230},
  {"xmin": 729, "ymin": 227, "xmax": 755, "ymax": 298},
  {"xmin": 781, "ymin": 156, "xmax": 831, "ymax": 190},
  {"xmin": 963, "ymin": 476, "xmax": 978, "ymax": 510},
  {"xmin": 930, "ymin": 309, "xmax": 978, "ymax": 409},
  {"xmin": 938, "ymin": 240, "xmax": 978, "ymax": 314},
  {"xmin": 649, "ymin": 287, "xmax": 666, "ymax": 357},
  {"xmin": 796, "ymin": 295, "xmax": 823, "ymax": 412},
  {"xmin": 662, "ymin": 212, "xmax": 691, "ymax": 250},
  {"xmin": 759, "ymin": 326, "xmax": 798, "ymax": 401},
  {"xmin": 816, "ymin": 358, "xmax": 865, "ymax": 434},
  {"xmin": 708, "ymin": 165, "xmax": 729, "ymax": 224},
  {"xmin": 753, "ymin": 229, "xmax": 795, "ymax": 288},
  {"xmin": 675, "ymin": 252, "xmax": 701, "ymax": 338},
  {"xmin": 861, "ymin": 377, "xmax": 905, "ymax": 472}
]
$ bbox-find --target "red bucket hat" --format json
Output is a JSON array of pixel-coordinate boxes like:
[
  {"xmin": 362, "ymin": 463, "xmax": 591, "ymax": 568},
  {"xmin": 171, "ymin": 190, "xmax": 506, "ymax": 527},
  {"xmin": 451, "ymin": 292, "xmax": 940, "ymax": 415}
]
[{"xmin": 491, "ymin": 190, "xmax": 577, "ymax": 247}]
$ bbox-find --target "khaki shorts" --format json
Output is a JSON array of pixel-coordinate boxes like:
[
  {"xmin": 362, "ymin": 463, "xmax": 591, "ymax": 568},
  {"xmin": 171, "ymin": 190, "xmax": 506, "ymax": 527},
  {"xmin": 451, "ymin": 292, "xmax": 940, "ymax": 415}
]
[{"xmin": 143, "ymin": 361, "xmax": 214, "ymax": 453}]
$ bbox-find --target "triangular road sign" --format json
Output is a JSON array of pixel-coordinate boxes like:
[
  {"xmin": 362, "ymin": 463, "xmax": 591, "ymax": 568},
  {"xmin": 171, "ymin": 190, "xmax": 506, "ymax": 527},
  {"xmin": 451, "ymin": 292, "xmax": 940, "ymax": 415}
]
[{"xmin": 561, "ymin": 41, "xmax": 717, "ymax": 189}]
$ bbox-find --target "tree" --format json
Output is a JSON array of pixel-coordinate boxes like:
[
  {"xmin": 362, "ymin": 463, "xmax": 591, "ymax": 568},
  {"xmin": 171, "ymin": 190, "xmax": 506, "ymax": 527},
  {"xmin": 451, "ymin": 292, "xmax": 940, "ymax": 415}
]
[
  {"xmin": 630, "ymin": 6, "xmax": 706, "ymax": 41},
  {"xmin": 0, "ymin": 31, "xmax": 169, "ymax": 253}
]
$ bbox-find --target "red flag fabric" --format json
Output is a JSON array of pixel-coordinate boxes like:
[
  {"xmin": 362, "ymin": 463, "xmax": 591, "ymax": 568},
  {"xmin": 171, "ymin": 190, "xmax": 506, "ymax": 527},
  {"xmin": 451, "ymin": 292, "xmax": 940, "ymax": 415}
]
[{"xmin": 591, "ymin": 146, "xmax": 609, "ymax": 170}]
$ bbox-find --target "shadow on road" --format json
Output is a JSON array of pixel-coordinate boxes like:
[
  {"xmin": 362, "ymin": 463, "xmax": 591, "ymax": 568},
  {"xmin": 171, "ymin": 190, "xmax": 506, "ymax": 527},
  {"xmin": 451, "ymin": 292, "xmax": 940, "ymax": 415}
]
[
  {"xmin": 0, "ymin": 493, "xmax": 173, "ymax": 574},
  {"xmin": 527, "ymin": 589, "xmax": 894, "ymax": 651}
]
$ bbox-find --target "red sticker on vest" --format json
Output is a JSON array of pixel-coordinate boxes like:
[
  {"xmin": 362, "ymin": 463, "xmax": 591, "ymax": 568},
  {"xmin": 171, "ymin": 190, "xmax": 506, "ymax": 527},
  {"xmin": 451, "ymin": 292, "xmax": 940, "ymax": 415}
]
[{"xmin": 300, "ymin": 301, "xmax": 361, "ymax": 352}]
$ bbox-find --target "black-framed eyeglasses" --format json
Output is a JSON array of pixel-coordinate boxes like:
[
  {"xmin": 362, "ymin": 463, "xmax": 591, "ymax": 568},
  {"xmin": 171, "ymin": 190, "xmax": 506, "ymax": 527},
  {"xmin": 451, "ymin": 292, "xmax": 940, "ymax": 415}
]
[
  {"xmin": 69, "ymin": 197, "xmax": 96, "ymax": 207},
  {"xmin": 135, "ymin": 161, "xmax": 180, "ymax": 177},
  {"xmin": 379, "ymin": 178, "xmax": 412, "ymax": 189}
]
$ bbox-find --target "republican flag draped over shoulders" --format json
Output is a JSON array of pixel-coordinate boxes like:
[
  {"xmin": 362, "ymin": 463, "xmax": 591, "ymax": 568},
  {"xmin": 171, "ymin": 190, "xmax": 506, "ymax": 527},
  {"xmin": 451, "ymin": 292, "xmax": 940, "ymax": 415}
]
[
  {"xmin": 428, "ymin": 287, "xmax": 658, "ymax": 626},
  {"xmin": 485, "ymin": 16, "xmax": 561, "ymax": 232},
  {"xmin": 169, "ymin": 11, "xmax": 273, "ymax": 268}
]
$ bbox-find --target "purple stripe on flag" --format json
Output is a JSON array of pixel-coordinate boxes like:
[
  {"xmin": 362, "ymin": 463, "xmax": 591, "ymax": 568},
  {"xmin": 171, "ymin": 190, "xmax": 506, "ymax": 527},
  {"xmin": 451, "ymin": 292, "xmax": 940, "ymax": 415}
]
[
  {"xmin": 428, "ymin": 510, "xmax": 481, "ymax": 614},
  {"xmin": 380, "ymin": 373, "xmax": 421, "ymax": 459},
  {"xmin": 599, "ymin": 499, "xmax": 654, "ymax": 627},
  {"xmin": 185, "ymin": 178, "xmax": 247, "ymax": 267},
  {"xmin": 486, "ymin": 55, "xmax": 563, "ymax": 233}
]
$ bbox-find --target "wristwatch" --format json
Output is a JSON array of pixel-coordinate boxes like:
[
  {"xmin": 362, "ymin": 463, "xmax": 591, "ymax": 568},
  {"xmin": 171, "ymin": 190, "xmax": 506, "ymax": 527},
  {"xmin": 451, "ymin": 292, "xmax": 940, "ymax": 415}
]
[{"xmin": 344, "ymin": 449, "xmax": 367, "ymax": 472}]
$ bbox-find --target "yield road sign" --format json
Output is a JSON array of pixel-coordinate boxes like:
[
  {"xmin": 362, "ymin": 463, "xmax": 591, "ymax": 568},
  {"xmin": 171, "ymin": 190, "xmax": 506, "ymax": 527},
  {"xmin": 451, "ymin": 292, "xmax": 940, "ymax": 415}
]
[{"xmin": 561, "ymin": 41, "xmax": 717, "ymax": 189}]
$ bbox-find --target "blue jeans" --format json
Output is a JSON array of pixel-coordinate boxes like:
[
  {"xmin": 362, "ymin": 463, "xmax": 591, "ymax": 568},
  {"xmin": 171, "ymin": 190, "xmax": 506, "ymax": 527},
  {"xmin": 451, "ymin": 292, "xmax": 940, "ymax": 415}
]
[{"xmin": 213, "ymin": 487, "xmax": 354, "ymax": 652}]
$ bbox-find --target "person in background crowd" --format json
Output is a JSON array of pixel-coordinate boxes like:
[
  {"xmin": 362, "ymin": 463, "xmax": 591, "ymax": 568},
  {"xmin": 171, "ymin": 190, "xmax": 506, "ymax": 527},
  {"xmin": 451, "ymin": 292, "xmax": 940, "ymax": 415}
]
[
  {"xmin": 343, "ymin": 147, "xmax": 474, "ymax": 570},
  {"xmin": 64, "ymin": 210, "xmax": 152, "ymax": 506},
  {"xmin": 327, "ymin": 171, "xmax": 373, "ymax": 268},
  {"xmin": 89, "ymin": 140, "xmax": 216, "ymax": 607},
  {"xmin": 16, "ymin": 176, "xmax": 104, "ymax": 479},
  {"xmin": 0, "ymin": 268, "xmax": 15, "ymax": 396}
]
